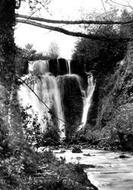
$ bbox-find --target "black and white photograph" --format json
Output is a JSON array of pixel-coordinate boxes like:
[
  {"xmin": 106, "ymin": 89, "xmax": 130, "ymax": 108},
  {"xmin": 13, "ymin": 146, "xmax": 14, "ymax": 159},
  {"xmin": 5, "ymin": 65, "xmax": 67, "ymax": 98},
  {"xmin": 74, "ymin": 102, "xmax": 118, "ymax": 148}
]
[{"xmin": 0, "ymin": 0, "xmax": 133, "ymax": 189}]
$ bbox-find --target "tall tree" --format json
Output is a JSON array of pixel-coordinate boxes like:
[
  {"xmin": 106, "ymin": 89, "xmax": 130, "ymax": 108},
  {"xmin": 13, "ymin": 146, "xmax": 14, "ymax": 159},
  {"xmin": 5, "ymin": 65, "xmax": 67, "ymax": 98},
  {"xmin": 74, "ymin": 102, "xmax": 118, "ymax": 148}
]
[
  {"xmin": 72, "ymin": 25, "xmax": 127, "ymax": 74},
  {"xmin": 47, "ymin": 42, "xmax": 60, "ymax": 59},
  {"xmin": 0, "ymin": 0, "xmax": 23, "ymax": 149}
]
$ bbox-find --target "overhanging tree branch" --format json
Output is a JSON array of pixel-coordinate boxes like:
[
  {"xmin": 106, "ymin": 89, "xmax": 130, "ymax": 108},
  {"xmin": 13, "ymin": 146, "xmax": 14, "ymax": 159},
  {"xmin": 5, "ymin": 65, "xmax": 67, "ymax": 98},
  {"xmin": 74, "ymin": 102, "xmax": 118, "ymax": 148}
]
[
  {"xmin": 16, "ymin": 13, "xmax": 133, "ymax": 25},
  {"xmin": 108, "ymin": 0, "xmax": 133, "ymax": 10},
  {"xmin": 16, "ymin": 18, "xmax": 133, "ymax": 41}
]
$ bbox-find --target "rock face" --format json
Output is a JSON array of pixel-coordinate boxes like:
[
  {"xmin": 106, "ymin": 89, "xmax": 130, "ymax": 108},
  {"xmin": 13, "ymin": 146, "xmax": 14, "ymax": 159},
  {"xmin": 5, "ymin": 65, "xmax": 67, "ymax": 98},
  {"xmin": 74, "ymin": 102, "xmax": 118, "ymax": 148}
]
[
  {"xmin": 57, "ymin": 75, "xmax": 83, "ymax": 140},
  {"xmin": 90, "ymin": 42, "xmax": 133, "ymax": 151},
  {"xmin": 49, "ymin": 58, "xmax": 68, "ymax": 76}
]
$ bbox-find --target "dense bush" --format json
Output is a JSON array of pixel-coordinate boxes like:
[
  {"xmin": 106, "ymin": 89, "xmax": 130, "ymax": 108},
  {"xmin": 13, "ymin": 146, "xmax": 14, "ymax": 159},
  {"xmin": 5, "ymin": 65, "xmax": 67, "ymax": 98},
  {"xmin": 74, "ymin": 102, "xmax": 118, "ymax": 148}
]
[{"xmin": 21, "ymin": 106, "xmax": 60, "ymax": 148}]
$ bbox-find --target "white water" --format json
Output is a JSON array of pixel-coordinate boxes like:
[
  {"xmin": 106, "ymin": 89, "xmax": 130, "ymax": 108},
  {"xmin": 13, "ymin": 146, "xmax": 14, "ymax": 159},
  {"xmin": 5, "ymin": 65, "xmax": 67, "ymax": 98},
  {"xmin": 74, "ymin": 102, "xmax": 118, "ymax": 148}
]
[
  {"xmin": 67, "ymin": 60, "xmax": 71, "ymax": 74},
  {"xmin": 18, "ymin": 59, "xmax": 96, "ymax": 139},
  {"xmin": 78, "ymin": 74, "xmax": 96, "ymax": 131},
  {"xmin": 54, "ymin": 149, "xmax": 133, "ymax": 190},
  {"xmin": 31, "ymin": 60, "xmax": 49, "ymax": 75},
  {"xmin": 18, "ymin": 60, "xmax": 65, "ymax": 140}
]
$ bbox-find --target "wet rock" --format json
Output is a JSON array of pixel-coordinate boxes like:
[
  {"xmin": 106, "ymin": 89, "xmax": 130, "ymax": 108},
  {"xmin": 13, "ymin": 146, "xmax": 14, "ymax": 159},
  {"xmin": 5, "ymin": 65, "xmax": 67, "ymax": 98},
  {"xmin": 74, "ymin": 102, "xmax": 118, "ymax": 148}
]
[
  {"xmin": 72, "ymin": 146, "xmax": 82, "ymax": 153},
  {"xmin": 83, "ymin": 153, "xmax": 91, "ymax": 156},
  {"xmin": 79, "ymin": 164, "xmax": 96, "ymax": 169},
  {"xmin": 114, "ymin": 154, "xmax": 130, "ymax": 159},
  {"xmin": 59, "ymin": 149, "xmax": 66, "ymax": 153},
  {"xmin": 119, "ymin": 154, "xmax": 130, "ymax": 159}
]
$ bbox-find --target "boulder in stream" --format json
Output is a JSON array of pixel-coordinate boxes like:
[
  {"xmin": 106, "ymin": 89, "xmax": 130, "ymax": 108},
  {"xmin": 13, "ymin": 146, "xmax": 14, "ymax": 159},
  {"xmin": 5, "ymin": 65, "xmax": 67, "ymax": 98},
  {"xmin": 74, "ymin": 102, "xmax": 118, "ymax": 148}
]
[{"xmin": 72, "ymin": 146, "xmax": 82, "ymax": 153}]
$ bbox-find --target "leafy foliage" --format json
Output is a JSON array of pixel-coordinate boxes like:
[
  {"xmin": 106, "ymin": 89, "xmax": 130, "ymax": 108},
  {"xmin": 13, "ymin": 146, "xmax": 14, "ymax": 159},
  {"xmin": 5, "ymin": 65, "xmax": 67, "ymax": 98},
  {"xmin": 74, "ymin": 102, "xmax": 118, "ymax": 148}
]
[
  {"xmin": 18, "ymin": 44, "xmax": 49, "ymax": 61},
  {"xmin": 72, "ymin": 24, "xmax": 127, "ymax": 75},
  {"xmin": 21, "ymin": 106, "xmax": 60, "ymax": 148},
  {"xmin": 20, "ymin": 0, "xmax": 51, "ymax": 11},
  {"xmin": 0, "ymin": 140, "xmax": 97, "ymax": 190}
]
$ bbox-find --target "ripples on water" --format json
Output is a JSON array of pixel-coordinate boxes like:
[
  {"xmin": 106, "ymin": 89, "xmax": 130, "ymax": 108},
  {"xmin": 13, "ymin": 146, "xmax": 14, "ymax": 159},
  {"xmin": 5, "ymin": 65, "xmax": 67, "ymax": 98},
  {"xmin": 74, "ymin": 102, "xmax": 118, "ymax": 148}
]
[{"xmin": 54, "ymin": 149, "xmax": 133, "ymax": 190}]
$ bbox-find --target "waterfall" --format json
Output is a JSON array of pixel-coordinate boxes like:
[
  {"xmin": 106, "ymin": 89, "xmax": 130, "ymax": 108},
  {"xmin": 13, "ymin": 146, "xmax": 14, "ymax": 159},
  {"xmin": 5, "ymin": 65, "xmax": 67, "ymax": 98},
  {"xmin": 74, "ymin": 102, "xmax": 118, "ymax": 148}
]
[
  {"xmin": 67, "ymin": 60, "xmax": 71, "ymax": 74},
  {"xmin": 31, "ymin": 60, "xmax": 49, "ymax": 75},
  {"xmin": 57, "ymin": 74, "xmax": 83, "ymax": 138},
  {"xmin": 18, "ymin": 58, "xmax": 96, "ymax": 140},
  {"xmin": 77, "ymin": 73, "xmax": 95, "ymax": 131},
  {"xmin": 18, "ymin": 60, "xmax": 65, "ymax": 140}
]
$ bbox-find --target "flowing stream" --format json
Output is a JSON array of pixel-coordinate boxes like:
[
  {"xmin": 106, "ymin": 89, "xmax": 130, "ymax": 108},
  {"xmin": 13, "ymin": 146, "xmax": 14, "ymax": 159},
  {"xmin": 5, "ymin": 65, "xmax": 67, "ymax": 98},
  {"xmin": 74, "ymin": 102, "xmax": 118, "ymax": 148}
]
[{"xmin": 53, "ymin": 149, "xmax": 133, "ymax": 190}]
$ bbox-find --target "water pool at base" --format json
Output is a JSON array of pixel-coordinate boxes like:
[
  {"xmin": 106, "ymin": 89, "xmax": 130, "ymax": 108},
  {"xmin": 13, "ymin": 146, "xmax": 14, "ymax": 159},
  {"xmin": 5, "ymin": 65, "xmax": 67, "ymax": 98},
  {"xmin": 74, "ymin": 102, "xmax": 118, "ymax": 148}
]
[{"xmin": 54, "ymin": 149, "xmax": 133, "ymax": 190}]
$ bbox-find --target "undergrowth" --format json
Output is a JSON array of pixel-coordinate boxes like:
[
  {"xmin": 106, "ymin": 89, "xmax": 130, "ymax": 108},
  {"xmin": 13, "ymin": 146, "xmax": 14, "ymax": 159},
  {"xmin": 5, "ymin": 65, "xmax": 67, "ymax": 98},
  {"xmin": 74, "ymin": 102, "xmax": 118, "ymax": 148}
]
[{"xmin": 0, "ymin": 106, "xmax": 97, "ymax": 190}]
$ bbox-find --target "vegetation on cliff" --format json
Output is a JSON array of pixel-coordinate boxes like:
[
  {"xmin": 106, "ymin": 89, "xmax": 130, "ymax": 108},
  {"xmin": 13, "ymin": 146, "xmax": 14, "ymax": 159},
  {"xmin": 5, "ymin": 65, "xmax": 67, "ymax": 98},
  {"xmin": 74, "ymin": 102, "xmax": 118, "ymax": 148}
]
[{"xmin": 72, "ymin": 10, "xmax": 133, "ymax": 151}]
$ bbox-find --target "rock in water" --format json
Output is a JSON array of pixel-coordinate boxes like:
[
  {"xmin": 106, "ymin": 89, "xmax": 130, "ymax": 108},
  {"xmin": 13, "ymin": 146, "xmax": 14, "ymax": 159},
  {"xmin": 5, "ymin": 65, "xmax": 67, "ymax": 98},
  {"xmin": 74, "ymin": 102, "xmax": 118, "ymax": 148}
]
[{"xmin": 72, "ymin": 146, "xmax": 82, "ymax": 153}]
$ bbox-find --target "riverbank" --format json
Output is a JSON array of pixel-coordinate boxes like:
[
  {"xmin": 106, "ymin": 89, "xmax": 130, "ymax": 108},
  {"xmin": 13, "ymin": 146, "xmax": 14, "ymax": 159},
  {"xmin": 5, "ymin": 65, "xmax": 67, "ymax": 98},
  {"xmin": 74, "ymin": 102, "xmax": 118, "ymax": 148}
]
[
  {"xmin": 53, "ymin": 147, "xmax": 133, "ymax": 190},
  {"xmin": 0, "ymin": 143, "xmax": 98, "ymax": 190},
  {"xmin": 60, "ymin": 130, "xmax": 133, "ymax": 152}
]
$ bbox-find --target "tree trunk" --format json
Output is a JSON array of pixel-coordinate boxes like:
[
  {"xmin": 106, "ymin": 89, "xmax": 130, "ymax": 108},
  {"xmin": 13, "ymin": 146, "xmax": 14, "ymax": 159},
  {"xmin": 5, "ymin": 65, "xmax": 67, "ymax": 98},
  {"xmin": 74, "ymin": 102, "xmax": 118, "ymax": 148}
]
[{"xmin": 0, "ymin": 0, "xmax": 23, "ymax": 149}]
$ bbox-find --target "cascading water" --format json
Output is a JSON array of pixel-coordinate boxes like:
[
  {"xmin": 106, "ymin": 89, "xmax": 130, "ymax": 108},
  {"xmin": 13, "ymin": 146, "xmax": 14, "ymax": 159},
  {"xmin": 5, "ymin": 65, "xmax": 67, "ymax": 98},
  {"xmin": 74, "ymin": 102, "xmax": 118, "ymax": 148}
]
[
  {"xmin": 67, "ymin": 60, "xmax": 71, "ymax": 74},
  {"xmin": 77, "ymin": 73, "xmax": 96, "ymax": 131},
  {"xmin": 57, "ymin": 74, "xmax": 83, "ymax": 138},
  {"xmin": 18, "ymin": 60, "xmax": 65, "ymax": 140},
  {"xmin": 18, "ymin": 58, "xmax": 95, "ymax": 140}
]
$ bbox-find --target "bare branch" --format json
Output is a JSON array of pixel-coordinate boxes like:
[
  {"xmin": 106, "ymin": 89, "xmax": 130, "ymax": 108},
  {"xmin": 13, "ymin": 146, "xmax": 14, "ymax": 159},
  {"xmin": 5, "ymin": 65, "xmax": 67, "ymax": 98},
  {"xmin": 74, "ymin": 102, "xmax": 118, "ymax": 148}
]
[
  {"xmin": 16, "ymin": 18, "xmax": 133, "ymax": 41},
  {"xmin": 17, "ymin": 75, "xmax": 65, "ymax": 123},
  {"xmin": 108, "ymin": 0, "xmax": 133, "ymax": 10},
  {"xmin": 101, "ymin": 0, "xmax": 107, "ymax": 15},
  {"xmin": 16, "ymin": 14, "xmax": 133, "ymax": 25}
]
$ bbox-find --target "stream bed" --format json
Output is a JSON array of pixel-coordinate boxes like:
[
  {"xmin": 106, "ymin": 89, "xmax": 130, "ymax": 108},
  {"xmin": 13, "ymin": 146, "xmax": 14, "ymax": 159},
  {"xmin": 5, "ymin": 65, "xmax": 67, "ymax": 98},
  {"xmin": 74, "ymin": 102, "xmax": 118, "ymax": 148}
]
[{"xmin": 53, "ymin": 148, "xmax": 133, "ymax": 190}]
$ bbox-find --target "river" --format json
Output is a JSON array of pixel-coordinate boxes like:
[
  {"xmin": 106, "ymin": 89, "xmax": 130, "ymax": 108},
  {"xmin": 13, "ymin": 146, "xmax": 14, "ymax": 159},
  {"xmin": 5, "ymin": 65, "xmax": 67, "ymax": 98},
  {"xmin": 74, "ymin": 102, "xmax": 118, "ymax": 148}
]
[{"xmin": 53, "ymin": 148, "xmax": 133, "ymax": 190}]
